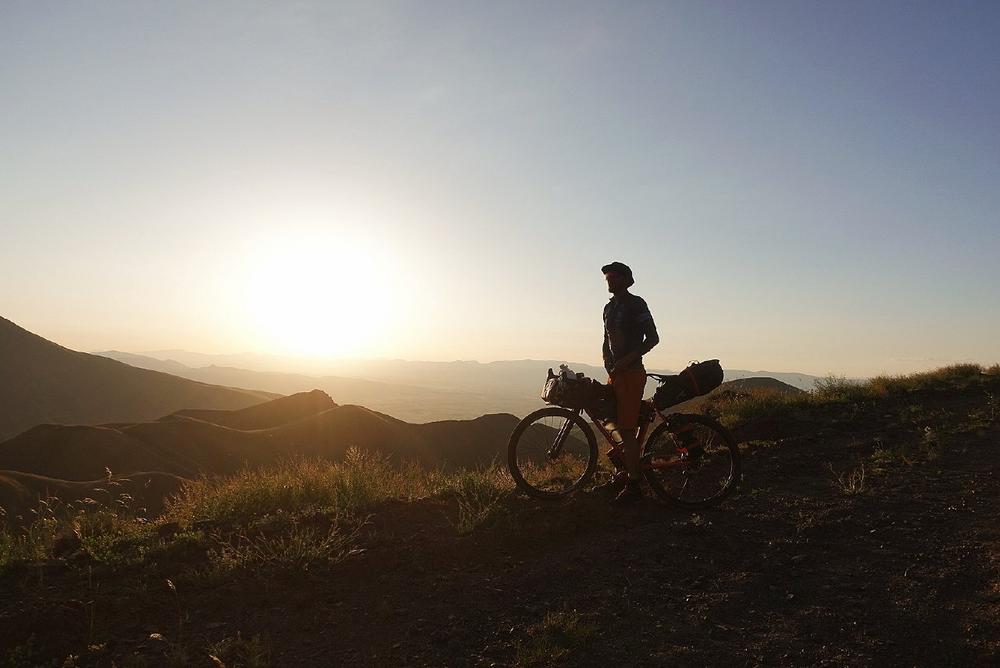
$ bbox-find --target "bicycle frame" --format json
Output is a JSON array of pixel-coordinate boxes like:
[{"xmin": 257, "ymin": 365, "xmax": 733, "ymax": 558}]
[
  {"xmin": 543, "ymin": 371, "xmax": 702, "ymax": 471},
  {"xmin": 544, "ymin": 403, "xmax": 693, "ymax": 472}
]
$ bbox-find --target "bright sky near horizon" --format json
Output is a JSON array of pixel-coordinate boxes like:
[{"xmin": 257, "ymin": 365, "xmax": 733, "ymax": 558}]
[{"xmin": 2, "ymin": 1, "xmax": 998, "ymax": 378}]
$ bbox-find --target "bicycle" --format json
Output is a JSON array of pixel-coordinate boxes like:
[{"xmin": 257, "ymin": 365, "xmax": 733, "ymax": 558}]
[{"xmin": 507, "ymin": 371, "xmax": 741, "ymax": 508}]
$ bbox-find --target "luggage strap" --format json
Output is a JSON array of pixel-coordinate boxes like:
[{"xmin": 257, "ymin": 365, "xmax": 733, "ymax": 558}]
[{"xmin": 683, "ymin": 366, "xmax": 702, "ymax": 395}]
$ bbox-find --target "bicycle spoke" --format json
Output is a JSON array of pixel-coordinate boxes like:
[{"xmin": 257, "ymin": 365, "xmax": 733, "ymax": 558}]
[
  {"xmin": 509, "ymin": 409, "xmax": 595, "ymax": 497},
  {"xmin": 642, "ymin": 416, "xmax": 740, "ymax": 508}
]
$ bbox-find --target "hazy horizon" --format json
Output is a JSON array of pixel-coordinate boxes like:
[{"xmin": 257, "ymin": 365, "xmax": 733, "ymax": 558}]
[{"xmin": 3, "ymin": 2, "xmax": 998, "ymax": 379}]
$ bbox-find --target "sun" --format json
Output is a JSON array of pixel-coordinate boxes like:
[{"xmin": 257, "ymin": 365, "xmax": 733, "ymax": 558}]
[{"xmin": 237, "ymin": 232, "xmax": 399, "ymax": 358}]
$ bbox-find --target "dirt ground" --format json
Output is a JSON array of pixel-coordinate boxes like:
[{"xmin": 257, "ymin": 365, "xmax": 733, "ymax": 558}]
[{"xmin": 2, "ymin": 384, "xmax": 998, "ymax": 667}]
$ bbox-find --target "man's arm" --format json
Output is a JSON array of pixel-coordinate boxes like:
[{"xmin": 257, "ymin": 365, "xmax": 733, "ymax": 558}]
[
  {"xmin": 638, "ymin": 317, "xmax": 659, "ymax": 356},
  {"xmin": 611, "ymin": 317, "xmax": 659, "ymax": 371},
  {"xmin": 609, "ymin": 297, "xmax": 659, "ymax": 373}
]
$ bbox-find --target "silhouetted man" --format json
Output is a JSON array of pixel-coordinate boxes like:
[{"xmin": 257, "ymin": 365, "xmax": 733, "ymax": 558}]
[{"xmin": 601, "ymin": 261, "xmax": 659, "ymax": 502}]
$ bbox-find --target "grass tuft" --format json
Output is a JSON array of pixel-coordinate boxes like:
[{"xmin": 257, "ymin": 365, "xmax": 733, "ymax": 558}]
[
  {"xmin": 207, "ymin": 521, "xmax": 363, "ymax": 572},
  {"xmin": 515, "ymin": 607, "xmax": 596, "ymax": 666},
  {"xmin": 827, "ymin": 462, "xmax": 867, "ymax": 495}
]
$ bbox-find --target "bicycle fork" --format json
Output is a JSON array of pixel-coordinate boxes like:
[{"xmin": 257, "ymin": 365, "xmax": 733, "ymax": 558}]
[{"xmin": 546, "ymin": 409, "xmax": 579, "ymax": 460}]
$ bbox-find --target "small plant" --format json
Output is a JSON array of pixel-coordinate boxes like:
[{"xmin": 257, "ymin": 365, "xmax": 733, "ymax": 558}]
[
  {"xmin": 827, "ymin": 462, "xmax": 866, "ymax": 495},
  {"xmin": 921, "ymin": 426, "xmax": 941, "ymax": 460},
  {"xmin": 515, "ymin": 607, "xmax": 596, "ymax": 666},
  {"xmin": 869, "ymin": 441, "xmax": 896, "ymax": 473},
  {"xmin": 445, "ymin": 466, "xmax": 511, "ymax": 535}
]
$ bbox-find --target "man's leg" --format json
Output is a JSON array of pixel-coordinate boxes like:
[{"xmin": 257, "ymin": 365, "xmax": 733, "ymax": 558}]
[
  {"xmin": 611, "ymin": 366, "xmax": 646, "ymax": 502},
  {"xmin": 621, "ymin": 429, "xmax": 641, "ymax": 481}
]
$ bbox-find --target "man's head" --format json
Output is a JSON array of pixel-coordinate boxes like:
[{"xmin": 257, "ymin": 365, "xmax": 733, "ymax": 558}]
[{"xmin": 602, "ymin": 261, "xmax": 634, "ymax": 293}]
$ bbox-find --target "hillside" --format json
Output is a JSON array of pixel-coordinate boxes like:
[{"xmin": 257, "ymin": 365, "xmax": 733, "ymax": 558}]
[
  {"xmin": 0, "ymin": 391, "xmax": 521, "ymax": 485},
  {"xmin": 0, "ymin": 365, "xmax": 996, "ymax": 665},
  {"xmin": 0, "ymin": 317, "xmax": 276, "ymax": 440},
  {"xmin": 172, "ymin": 389, "xmax": 339, "ymax": 430},
  {"xmin": 661, "ymin": 376, "xmax": 805, "ymax": 414}
]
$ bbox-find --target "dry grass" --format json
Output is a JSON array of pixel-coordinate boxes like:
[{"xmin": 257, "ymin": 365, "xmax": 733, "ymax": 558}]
[
  {"xmin": 515, "ymin": 607, "xmax": 597, "ymax": 666},
  {"xmin": 827, "ymin": 462, "xmax": 867, "ymax": 495},
  {"xmin": 708, "ymin": 363, "xmax": 996, "ymax": 424},
  {"xmin": 0, "ymin": 449, "xmax": 513, "ymax": 573}
]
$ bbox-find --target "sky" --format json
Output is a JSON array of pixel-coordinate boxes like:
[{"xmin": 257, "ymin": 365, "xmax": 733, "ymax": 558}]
[{"xmin": 1, "ymin": 1, "xmax": 998, "ymax": 378}]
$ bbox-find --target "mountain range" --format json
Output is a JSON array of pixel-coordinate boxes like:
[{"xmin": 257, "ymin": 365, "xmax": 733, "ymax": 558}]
[
  {"xmin": 96, "ymin": 350, "xmax": 825, "ymax": 423},
  {"xmin": 0, "ymin": 317, "xmax": 275, "ymax": 441}
]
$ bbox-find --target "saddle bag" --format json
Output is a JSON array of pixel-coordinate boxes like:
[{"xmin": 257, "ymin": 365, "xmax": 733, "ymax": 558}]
[{"xmin": 652, "ymin": 359, "xmax": 724, "ymax": 410}]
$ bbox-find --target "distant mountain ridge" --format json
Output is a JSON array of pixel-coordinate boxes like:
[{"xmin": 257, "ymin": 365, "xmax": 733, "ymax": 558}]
[
  {"xmin": 133, "ymin": 350, "xmax": 825, "ymax": 391},
  {"xmin": 97, "ymin": 350, "xmax": 825, "ymax": 423},
  {"xmin": 0, "ymin": 317, "xmax": 276, "ymax": 440}
]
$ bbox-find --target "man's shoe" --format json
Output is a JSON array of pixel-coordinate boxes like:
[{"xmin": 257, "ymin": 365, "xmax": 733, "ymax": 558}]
[{"xmin": 613, "ymin": 479, "xmax": 643, "ymax": 504}]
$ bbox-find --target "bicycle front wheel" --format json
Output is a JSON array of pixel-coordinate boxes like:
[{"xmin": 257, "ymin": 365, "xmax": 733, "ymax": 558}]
[
  {"xmin": 643, "ymin": 414, "xmax": 741, "ymax": 509},
  {"xmin": 507, "ymin": 407, "xmax": 598, "ymax": 499}
]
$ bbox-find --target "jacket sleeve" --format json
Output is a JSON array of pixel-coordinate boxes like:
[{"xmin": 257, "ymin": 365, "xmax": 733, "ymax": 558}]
[
  {"xmin": 634, "ymin": 297, "xmax": 659, "ymax": 355},
  {"xmin": 638, "ymin": 316, "xmax": 659, "ymax": 356}
]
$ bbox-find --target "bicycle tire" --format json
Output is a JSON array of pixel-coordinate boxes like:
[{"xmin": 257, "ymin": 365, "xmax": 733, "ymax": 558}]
[
  {"xmin": 507, "ymin": 407, "xmax": 598, "ymax": 499},
  {"xmin": 642, "ymin": 414, "xmax": 741, "ymax": 509}
]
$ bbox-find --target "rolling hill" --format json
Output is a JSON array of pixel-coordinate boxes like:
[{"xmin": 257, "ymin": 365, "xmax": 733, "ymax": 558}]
[
  {"xmin": 660, "ymin": 376, "xmax": 805, "ymax": 413},
  {"xmin": 0, "ymin": 391, "xmax": 521, "ymax": 486},
  {"xmin": 0, "ymin": 317, "xmax": 276, "ymax": 440}
]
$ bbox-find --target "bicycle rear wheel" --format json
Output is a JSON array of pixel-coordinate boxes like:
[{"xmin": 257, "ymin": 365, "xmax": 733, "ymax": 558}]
[
  {"xmin": 507, "ymin": 407, "xmax": 598, "ymax": 499},
  {"xmin": 642, "ymin": 414, "xmax": 741, "ymax": 508}
]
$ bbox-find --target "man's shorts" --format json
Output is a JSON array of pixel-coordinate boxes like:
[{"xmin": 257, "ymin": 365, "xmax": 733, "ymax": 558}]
[{"xmin": 607, "ymin": 364, "xmax": 646, "ymax": 430}]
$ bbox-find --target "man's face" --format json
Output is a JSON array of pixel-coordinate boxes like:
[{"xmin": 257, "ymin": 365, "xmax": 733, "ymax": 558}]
[{"xmin": 604, "ymin": 271, "xmax": 626, "ymax": 292}]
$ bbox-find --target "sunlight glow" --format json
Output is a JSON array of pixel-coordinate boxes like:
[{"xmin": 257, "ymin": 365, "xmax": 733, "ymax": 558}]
[{"xmin": 235, "ymin": 229, "xmax": 400, "ymax": 358}]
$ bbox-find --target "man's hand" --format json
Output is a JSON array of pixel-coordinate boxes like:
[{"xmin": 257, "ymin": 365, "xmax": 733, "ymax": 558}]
[{"xmin": 611, "ymin": 351, "xmax": 640, "ymax": 374}]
